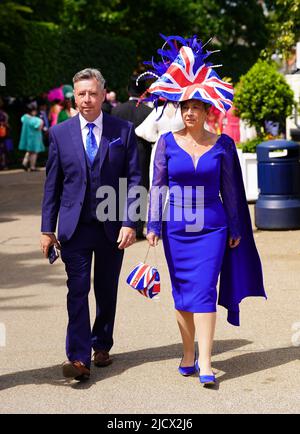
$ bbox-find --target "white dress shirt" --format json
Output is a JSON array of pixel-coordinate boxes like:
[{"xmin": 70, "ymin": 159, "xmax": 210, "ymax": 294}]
[{"xmin": 79, "ymin": 111, "xmax": 103, "ymax": 150}]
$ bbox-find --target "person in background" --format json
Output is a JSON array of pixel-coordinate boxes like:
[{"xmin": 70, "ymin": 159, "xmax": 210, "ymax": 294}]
[
  {"xmin": 205, "ymin": 105, "xmax": 223, "ymax": 135},
  {"xmin": 112, "ymin": 76, "xmax": 152, "ymax": 238},
  {"xmin": 221, "ymin": 105, "xmax": 241, "ymax": 143},
  {"xmin": 101, "ymin": 86, "xmax": 113, "ymax": 114},
  {"xmin": 49, "ymin": 99, "xmax": 62, "ymax": 127},
  {"xmin": 0, "ymin": 98, "xmax": 9, "ymax": 170},
  {"xmin": 106, "ymin": 91, "xmax": 119, "ymax": 108},
  {"xmin": 19, "ymin": 102, "xmax": 45, "ymax": 171},
  {"xmin": 38, "ymin": 99, "xmax": 50, "ymax": 131},
  {"xmin": 38, "ymin": 99, "xmax": 50, "ymax": 147},
  {"xmin": 57, "ymin": 98, "xmax": 74, "ymax": 124}
]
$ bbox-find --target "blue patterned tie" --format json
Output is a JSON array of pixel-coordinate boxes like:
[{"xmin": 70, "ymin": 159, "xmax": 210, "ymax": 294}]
[{"xmin": 86, "ymin": 122, "xmax": 98, "ymax": 164}]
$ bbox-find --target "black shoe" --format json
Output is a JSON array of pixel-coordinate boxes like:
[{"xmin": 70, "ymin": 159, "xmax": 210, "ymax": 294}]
[{"xmin": 22, "ymin": 164, "xmax": 28, "ymax": 172}]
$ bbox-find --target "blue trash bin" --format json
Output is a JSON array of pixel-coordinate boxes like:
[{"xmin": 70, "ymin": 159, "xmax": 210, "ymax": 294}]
[{"xmin": 255, "ymin": 140, "xmax": 300, "ymax": 229}]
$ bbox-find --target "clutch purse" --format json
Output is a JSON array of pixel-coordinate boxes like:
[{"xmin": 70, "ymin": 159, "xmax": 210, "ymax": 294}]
[{"xmin": 126, "ymin": 246, "xmax": 160, "ymax": 299}]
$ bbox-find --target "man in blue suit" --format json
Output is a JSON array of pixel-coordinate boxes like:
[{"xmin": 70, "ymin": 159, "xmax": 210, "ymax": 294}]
[{"xmin": 40, "ymin": 68, "xmax": 141, "ymax": 380}]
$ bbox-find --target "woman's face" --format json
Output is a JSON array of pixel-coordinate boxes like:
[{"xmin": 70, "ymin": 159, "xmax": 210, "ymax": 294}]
[{"xmin": 181, "ymin": 99, "xmax": 207, "ymax": 128}]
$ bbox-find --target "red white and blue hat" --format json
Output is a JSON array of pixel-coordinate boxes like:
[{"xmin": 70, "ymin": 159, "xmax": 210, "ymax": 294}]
[{"xmin": 138, "ymin": 34, "xmax": 234, "ymax": 114}]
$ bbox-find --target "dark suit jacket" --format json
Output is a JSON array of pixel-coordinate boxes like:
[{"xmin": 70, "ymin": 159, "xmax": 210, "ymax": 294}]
[
  {"xmin": 41, "ymin": 112, "xmax": 141, "ymax": 243},
  {"xmin": 111, "ymin": 100, "xmax": 152, "ymax": 128}
]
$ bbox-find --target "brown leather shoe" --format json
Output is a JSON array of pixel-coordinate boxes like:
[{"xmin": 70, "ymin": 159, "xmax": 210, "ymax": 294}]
[
  {"xmin": 93, "ymin": 350, "xmax": 112, "ymax": 367},
  {"xmin": 62, "ymin": 360, "xmax": 90, "ymax": 380}
]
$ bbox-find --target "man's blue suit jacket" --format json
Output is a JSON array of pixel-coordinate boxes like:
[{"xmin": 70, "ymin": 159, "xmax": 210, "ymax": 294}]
[{"xmin": 41, "ymin": 112, "xmax": 141, "ymax": 243}]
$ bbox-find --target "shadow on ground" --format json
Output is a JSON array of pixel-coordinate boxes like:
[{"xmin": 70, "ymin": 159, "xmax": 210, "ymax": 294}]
[
  {"xmin": 0, "ymin": 340, "xmax": 298, "ymax": 391},
  {"xmin": 0, "ymin": 250, "xmax": 65, "ymax": 291},
  {"xmin": 0, "ymin": 171, "xmax": 45, "ymax": 218},
  {"xmin": 0, "ymin": 218, "xmax": 19, "ymax": 224}
]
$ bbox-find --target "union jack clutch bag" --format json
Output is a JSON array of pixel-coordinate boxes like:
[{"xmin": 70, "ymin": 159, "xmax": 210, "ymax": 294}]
[{"xmin": 126, "ymin": 262, "xmax": 160, "ymax": 299}]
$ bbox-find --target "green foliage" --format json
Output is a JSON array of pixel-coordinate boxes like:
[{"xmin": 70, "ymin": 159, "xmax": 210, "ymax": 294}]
[
  {"xmin": 263, "ymin": 0, "xmax": 300, "ymax": 62},
  {"xmin": 234, "ymin": 59, "xmax": 295, "ymax": 135},
  {"xmin": 237, "ymin": 137, "xmax": 266, "ymax": 153},
  {"xmin": 59, "ymin": 0, "xmax": 197, "ymax": 66},
  {"xmin": 192, "ymin": 0, "xmax": 269, "ymax": 82},
  {"xmin": 0, "ymin": 18, "xmax": 136, "ymax": 98},
  {"xmin": 0, "ymin": 2, "xmax": 27, "ymax": 94},
  {"xmin": 56, "ymin": 29, "xmax": 136, "ymax": 99},
  {"xmin": 12, "ymin": 0, "xmax": 65, "ymax": 22},
  {"xmin": 57, "ymin": 0, "xmax": 269, "ymax": 83},
  {"xmin": 0, "ymin": 0, "xmax": 271, "ymax": 98}
]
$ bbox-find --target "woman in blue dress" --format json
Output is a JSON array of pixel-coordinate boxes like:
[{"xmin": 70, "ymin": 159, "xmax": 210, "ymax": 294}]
[{"xmin": 144, "ymin": 35, "xmax": 266, "ymax": 386}]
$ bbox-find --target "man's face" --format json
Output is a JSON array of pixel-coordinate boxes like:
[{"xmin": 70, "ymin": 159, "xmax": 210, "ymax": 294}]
[{"xmin": 74, "ymin": 78, "xmax": 106, "ymax": 121}]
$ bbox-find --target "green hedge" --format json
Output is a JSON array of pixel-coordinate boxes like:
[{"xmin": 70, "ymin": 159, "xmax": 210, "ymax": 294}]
[
  {"xmin": 0, "ymin": 18, "xmax": 137, "ymax": 98},
  {"xmin": 0, "ymin": 17, "xmax": 137, "ymax": 166},
  {"xmin": 236, "ymin": 137, "xmax": 265, "ymax": 153}
]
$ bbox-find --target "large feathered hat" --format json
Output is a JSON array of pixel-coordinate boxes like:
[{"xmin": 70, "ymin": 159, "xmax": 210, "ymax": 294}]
[{"xmin": 138, "ymin": 34, "xmax": 234, "ymax": 114}]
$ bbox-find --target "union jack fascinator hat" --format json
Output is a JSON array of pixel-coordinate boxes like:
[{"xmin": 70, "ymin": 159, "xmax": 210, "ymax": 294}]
[
  {"xmin": 126, "ymin": 262, "xmax": 160, "ymax": 299},
  {"xmin": 138, "ymin": 34, "xmax": 234, "ymax": 114}
]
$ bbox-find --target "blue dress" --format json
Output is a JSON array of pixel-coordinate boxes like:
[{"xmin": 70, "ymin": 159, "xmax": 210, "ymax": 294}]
[
  {"xmin": 18, "ymin": 114, "xmax": 45, "ymax": 153},
  {"xmin": 147, "ymin": 132, "xmax": 266, "ymax": 324}
]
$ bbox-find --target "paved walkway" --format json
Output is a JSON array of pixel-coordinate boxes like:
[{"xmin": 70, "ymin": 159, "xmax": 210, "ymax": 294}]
[{"xmin": 0, "ymin": 169, "xmax": 299, "ymax": 414}]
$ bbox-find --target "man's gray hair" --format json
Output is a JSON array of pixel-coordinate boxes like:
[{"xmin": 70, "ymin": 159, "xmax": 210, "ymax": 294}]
[{"xmin": 73, "ymin": 68, "xmax": 105, "ymax": 89}]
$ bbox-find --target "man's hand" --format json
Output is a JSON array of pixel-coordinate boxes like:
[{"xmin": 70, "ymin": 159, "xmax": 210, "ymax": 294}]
[
  {"xmin": 117, "ymin": 227, "xmax": 136, "ymax": 249},
  {"xmin": 40, "ymin": 233, "xmax": 60, "ymax": 258},
  {"xmin": 229, "ymin": 236, "xmax": 241, "ymax": 248},
  {"xmin": 146, "ymin": 232, "xmax": 159, "ymax": 247}
]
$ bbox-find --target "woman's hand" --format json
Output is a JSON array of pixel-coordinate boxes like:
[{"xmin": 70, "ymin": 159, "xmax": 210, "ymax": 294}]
[
  {"xmin": 146, "ymin": 232, "xmax": 159, "ymax": 247},
  {"xmin": 229, "ymin": 237, "xmax": 241, "ymax": 248}
]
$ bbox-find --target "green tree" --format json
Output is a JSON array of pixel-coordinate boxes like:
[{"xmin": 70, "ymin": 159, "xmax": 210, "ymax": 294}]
[
  {"xmin": 0, "ymin": 0, "xmax": 270, "ymax": 96},
  {"xmin": 0, "ymin": 1, "xmax": 136, "ymax": 97},
  {"xmin": 59, "ymin": 0, "xmax": 195, "ymax": 64},
  {"xmin": 57, "ymin": 0, "xmax": 268, "ymax": 82},
  {"xmin": 234, "ymin": 59, "xmax": 295, "ymax": 135},
  {"xmin": 10, "ymin": 0, "xmax": 65, "ymax": 22},
  {"xmin": 263, "ymin": 0, "xmax": 300, "ymax": 65},
  {"xmin": 192, "ymin": 0, "xmax": 269, "ymax": 82}
]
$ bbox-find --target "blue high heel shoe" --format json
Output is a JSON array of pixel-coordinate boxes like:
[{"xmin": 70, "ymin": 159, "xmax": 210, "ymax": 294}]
[
  {"xmin": 178, "ymin": 357, "xmax": 199, "ymax": 376},
  {"xmin": 199, "ymin": 370, "xmax": 216, "ymax": 385}
]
